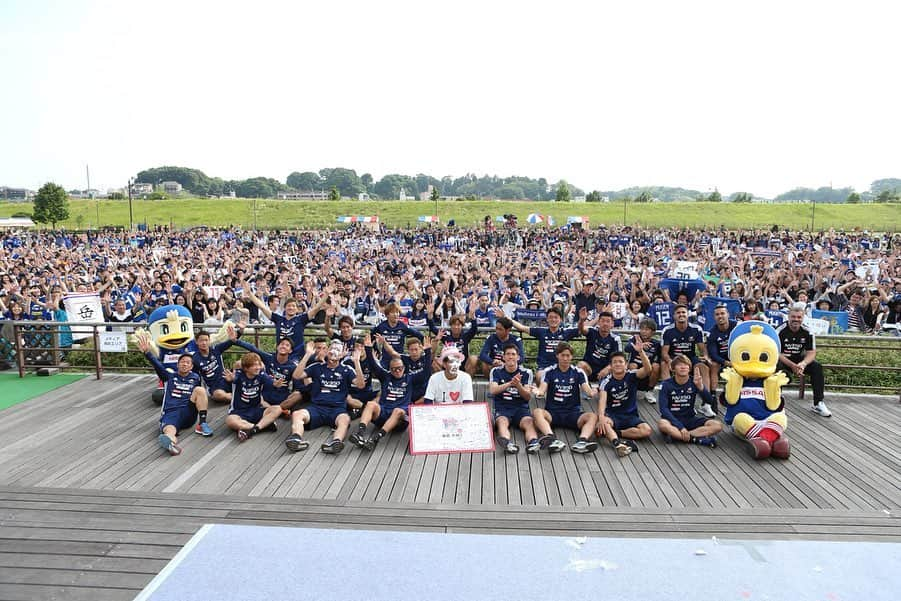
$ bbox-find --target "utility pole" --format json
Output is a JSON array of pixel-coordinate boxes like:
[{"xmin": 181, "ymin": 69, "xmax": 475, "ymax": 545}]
[{"xmin": 127, "ymin": 177, "xmax": 134, "ymax": 231}]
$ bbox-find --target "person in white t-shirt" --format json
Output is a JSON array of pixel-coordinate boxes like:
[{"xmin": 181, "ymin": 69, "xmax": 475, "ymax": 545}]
[{"xmin": 424, "ymin": 346, "xmax": 474, "ymax": 404}]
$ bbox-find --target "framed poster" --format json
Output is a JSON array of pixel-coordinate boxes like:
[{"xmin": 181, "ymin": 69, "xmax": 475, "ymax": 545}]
[{"xmin": 409, "ymin": 402, "xmax": 494, "ymax": 455}]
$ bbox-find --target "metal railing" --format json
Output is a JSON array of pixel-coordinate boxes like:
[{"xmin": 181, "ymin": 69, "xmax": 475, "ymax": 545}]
[{"xmin": 5, "ymin": 320, "xmax": 900, "ymax": 398}]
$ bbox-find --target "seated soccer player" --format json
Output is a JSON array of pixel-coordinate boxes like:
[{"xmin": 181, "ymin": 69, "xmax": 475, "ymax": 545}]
[
  {"xmin": 657, "ymin": 355, "xmax": 722, "ymax": 447},
  {"xmin": 531, "ymin": 342, "xmax": 600, "ymax": 454},
  {"xmin": 489, "ymin": 343, "xmax": 538, "ymax": 454},
  {"xmin": 597, "ymin": 339, "xmax": 654, "ymax": 457},
  {"xmin": 224, "ymin": 352, "xmax": 282, "ymax": 442},
  {"xmin": 349, "ymin": 333, "xmax": 413, "ymax": 451},
  {"xmin": 138, "ymin": 335, "xmax": 211, "ymax": 456}
]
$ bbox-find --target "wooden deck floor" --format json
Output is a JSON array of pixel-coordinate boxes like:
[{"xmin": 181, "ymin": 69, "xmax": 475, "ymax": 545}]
[{"xmin": 1, "ymin": 374, "xmax": 900, "ymax": 600}]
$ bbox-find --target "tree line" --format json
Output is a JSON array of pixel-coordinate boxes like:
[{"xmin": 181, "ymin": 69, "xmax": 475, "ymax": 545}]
[{"xmin": 132, "ymin": 166, "xmax": 901, "ymax": 203}]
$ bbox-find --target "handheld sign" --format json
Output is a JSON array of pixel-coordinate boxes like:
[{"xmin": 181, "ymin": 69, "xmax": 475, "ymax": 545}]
[{"xmin": 409, "ymin": 402, "xmax": 494, "ymax": 455}]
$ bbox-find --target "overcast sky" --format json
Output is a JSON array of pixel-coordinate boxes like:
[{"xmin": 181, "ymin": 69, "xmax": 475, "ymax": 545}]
[{"xmin": 1, "ymin": 0, "xmax": 899, "ymax": 197}]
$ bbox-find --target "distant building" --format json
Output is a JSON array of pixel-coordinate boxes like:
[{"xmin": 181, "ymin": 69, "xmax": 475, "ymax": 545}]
[
  {"xmin": 358, "ymin": 192, "xmax": 370, "ymax": 201},
  {"xmin": 399, "ymin": 188, "xmax": 408, "ymax": 201},
  {"xmin": 131, "ymin": 182, "xmax": 153, "ymax": 195},
  {"xmin": 573, "ymin": 195, "xmax": 586, "ymax": 203},
  {"xmin": 0, "ymin": 187, "xmax": 31, "ymax": 201},
  {"xmin": 160, "ymin": 181, "xmax": 183, "ymax": 194},
  {"xmin": 419, "ymin": 185, "xmax": 435, "ymax": 201},
  {"xmin": 0, "ymin": 217, "xmax": 35, "ymax": 229},
  {"xmin": 276, "ymin": 190, "xmax": 328, "ymax": 200},
  {"xmin": 69, "ymin": 189, "xmax": 103, "ymax": 199}
]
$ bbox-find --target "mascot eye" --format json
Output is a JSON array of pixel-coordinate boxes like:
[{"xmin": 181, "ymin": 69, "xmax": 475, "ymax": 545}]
[
  {"xmin": 181, "ymin": 322, "xmax": 188, "ymax": 333},
  {"xmin": 161, "ymin": 324, "xmax": 169, "ymax": 335},
  {"xmin": 740, "ymin": 351, "xmax": 751, "ymax": 361},
  {"xmin": 759, "ymin": 352, "xmax": 769, "ymax": 363}
]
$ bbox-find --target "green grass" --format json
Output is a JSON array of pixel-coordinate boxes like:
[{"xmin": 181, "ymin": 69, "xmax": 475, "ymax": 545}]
[{"xmin": 3, "ymin": 198, "xmax": 899, "ymax": 231}]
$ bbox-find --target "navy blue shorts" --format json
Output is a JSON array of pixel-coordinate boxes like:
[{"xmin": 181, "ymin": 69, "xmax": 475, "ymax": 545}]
[
  {"xmin": 494, "ymin": 405, "xmax": 531, "ymax": 426},
  {"xmin": 207, "ymin": 378, "xmax": 231, "ymax": 395},
  {"xmin": 374, "ymin": 405, "xmax": 409, "ymax": 429},
  {"xmin": 160, "ymin": 404, "xmax": 197, "ymax": 432},
  {"xmin": 306, "ymin": 405, "xmax": 347, "ymax": 430},
  {"xmin": 350, "ymin": 388, "xmax": 378, "ymax": 403},
  {"xmin": 548, "ymin": 408, "xmax": 584, "ymax": 431},
  {"xmin": 607, "ymin": 411, "xmax": 645, "ymax": 432},
  {"xmin": 230, "ymin": 405, "xmax": 264, "ymax": 424},
  {"xmin": 581, "ymin": 360, "xmax": 606, "ymax": 381},
  {"xmin": 681, "ymin": 415, "xmax": 709, "ymax": 431}
]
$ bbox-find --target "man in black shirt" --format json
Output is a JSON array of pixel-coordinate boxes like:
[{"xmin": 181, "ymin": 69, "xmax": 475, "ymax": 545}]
[{"xmin": 777, "ymin": 304, "xmax": 831, "ymax": 417}]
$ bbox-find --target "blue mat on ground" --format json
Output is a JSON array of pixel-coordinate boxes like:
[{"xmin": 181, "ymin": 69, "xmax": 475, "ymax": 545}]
[{"xmin": 135, "ymin": 524, "xmax": 900, "ymax": 601}]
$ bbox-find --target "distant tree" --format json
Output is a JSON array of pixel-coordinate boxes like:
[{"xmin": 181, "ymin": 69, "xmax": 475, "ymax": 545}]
[
  {"xmin": 846, "ymin": 191, "xmax": 861, "ymax": 204},
  {"xmin": 108, "ymin": 192, "xmax": 126, "ymax": 200},
  {"xmin": 361, "ymin": 173, "xmax": 373, "ymax": 189},
  {"xmin": 875, "ymin": 189, "xmax": 900, "ymax": 203},
  {"xmin": 32, "ymin": 182, "xmax": 69, "ymax": 228},
  {"xmin": 555, "ymin": 180, "xmax": 571, "ymax": 203},
  {"xmin": 730, "ymin": 192, "xmax": 754, "ymax": 203},
  {"xmin": 234, "ymin": 177, "xmax": 277, "ymax": 198},
  {"xmin": 586, "ymin": 191, "xmax": 602, "ymax": 202},
  {"xmin": 869, "ymin": 178, "xmax": 901, "ymax": 195},
  {"xmin": 706, "ymin": 189, "xmax": 723, "ymax": 203},
  {"xmin": 147, "ymin": 191, "xmax": 169, "ymax": 200},
  {"xmin": 635, "ymin": 190, "xmax": 653, "ymax": 203},
  {"xmin": 320, "ymin": 168, "xmax": 364, "ymax": 198},
  {"xmin": 429, "ymin": 186, "xmax": 440, "ymax": 202},
  {"xmin": 328, "ymin": 186, "xmax": 341, "ymax": 201},
  {"xmin": 287, "ymin": 171, "xmax": 323, "ymax": 191}
]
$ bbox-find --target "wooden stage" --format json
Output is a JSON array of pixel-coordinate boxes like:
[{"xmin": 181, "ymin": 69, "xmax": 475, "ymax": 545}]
[{"xmin": 0, "ymin": 374, "xmax": 899, "ymax": 600}]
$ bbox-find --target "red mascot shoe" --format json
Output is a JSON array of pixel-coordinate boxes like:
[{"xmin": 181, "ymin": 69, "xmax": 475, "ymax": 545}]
[
  {"xmin": 771, "ymin": 434, "xmax": 791, "ymax": 459},
  {"xmin": 747, "ymin": 437, "xmax": 772, "ymax": 459}
]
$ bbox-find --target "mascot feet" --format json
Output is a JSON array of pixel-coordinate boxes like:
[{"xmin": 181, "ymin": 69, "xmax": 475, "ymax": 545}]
[
  {"xmin": 747, "ymin": 437, "xmax": 772, "ymax": 460},
  {"xmin": 771, "ymin": 434, "xmax": 791, "ymax": 459}
]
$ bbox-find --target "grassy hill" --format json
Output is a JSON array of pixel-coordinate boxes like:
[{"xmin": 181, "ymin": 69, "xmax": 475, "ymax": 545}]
[{"xmin": 2, "ymin": 198, "xmax": 899, "ymax": 231}]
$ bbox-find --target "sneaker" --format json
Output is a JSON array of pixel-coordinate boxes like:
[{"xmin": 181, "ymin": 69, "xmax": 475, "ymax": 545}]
[
  {"xmin": 614, "ymin": 439, "xmax": 632, "ymax": 457},
  {"xmin": 548, "ymin": 439, "xmax": 566, "ymax": 453},
  {"xmin": 811, "ymin": 401, "xmax": 832, "ymax": 417},
  {"xmin": 643, "ymin": 390, "xmax": 657, "ymax": 404},
  {"xmin": 158, "ymin": 433, "xmax": 181, "ymax": 456},
  {"xmin": 504, "ymin": 440, "xmax": 520, "ymax": 454},
  {"xmin": 538, "ymin": 434, "xmax": 555, "ymax": 449},
  {"xmin": 348, "ymin": 407, "xmax": 363, "ymax": 421},
  {"xmin": 526, "ymin": 439, "xmax": 540, "ymax": 454},
  {"xmin": 264, "ymin": 422, "xmax": 278, "ymax": 433},
  {"xmin": 624, "ymin": 439, "xmax": 640, "ymax": 453},
  {"xmin": 694, "ymin": 436, "xmax": 717, "ymax": 448},
  {"xmin": 285, "ymin": 433, "xmax": 309, "ymax": 452},
  {"xmin": 194, "ymin": 422, "xmax": 213, "ymax": 437},
  {"xmin": 699, "ymin": 404, "xmax": 716, "ymax": 418},
  {"xmin": 236, "ymin": 429, "xmax": 251, "ymax": 442},
  {"xmin": 662, "ymin": 434, "xmax": 673, "ymax": 444},
  {"xmin": 321, "ymin": 438, "xmax": 345, "ymax": 454},
  {"xmin": 349, "ymin": 427, "xmax": 368, "ymax": 448},
  {"xmin": 363, "ymin": 434, "xmax": 381, "ymax": 452},
  {"xmin": 571, "ymin": 439, "xmax": 599, "ymax": 454}
]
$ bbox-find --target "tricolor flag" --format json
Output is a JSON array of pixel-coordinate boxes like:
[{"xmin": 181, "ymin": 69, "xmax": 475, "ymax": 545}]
[{"xmin": 418, "ymin": 215, "xmax": 439, "ymax": 223}]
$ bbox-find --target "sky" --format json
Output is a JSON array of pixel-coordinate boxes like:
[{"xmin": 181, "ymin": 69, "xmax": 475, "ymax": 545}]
[{"xmin": 1, "ymin": 0, "xmax": 899, "ymax": 198}]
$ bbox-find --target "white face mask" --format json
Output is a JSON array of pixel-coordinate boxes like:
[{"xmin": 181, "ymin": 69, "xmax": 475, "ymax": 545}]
[
  {"xmin": 447, "ymin": 358, "xmax": 461, "ymax": 375},
  {"xmin": 328, "ymin": 344, "xmax": 343, "ymax": 361}
]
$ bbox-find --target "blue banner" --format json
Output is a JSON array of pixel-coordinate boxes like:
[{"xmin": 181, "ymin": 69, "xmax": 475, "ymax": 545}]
[{"xmin": 812, "ymin": 310, "xmax": 849, "ymax": 334}]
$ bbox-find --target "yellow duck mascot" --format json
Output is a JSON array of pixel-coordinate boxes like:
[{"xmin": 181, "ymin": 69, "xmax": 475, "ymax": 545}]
[
  {"xmin": 132, "ymin": 304, "xmax": 230, "ymax": 403},
  {"xmin": 720, "ymin": 320, "xmax": 790, "ymax": 459}
]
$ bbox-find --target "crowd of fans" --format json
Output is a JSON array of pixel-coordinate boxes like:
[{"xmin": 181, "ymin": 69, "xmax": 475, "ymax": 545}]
[{"xmin": 1, "ymin": 224, "xmax": 899, "ymax": 357}]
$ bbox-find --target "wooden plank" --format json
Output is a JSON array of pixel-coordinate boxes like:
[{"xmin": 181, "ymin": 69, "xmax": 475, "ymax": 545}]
[{"xmin": 0, "ymin": 583, "xmax": 137, "ymax": 601}]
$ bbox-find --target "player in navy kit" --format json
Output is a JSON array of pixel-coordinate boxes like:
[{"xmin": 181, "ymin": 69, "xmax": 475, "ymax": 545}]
[
  {"xmin": 349, "ymin": 333, "xmax": 414, "ymax": 451},
  {"xmin": 433, "ymin": 315, "xmax": 478, "ymax": 375},
  {"xmin": 625, "ymin": 318, "xmax": 662, "ymax": 404},
  {"xmin": 660, "ymin": 305, "xmax": 712, "ymax": 416},
  {"xmin": 245, "ymin": 284, "xmax": 331, "ymax": 360},
  {"xmin": 657, "ymin": 355, "xmax": 722, "ymax": 447},
  {"xmin": 577, "ymin": 310, "xmax": 622, "ymax": 382},
  {"xmin": 531, "ymin": 343, "xmax": 600, "ymax": 454},
  {"xmin": 507, "ymin": 307, "xmax": 579, "ymax": 384},
  {"xmin": 489, "ymin": 344, "xmax": 537, "ymax": 454},
  {"xmin": 597, "ymin": 339, "xmax": 654, "ymax": 457},
  {"xmin": 377, "ymin": 333, "xmax": 434, "ymax": 405},
  {"xmin": 706, "ymin": 304, "xmax": 737, "ymax": 406},
  {"xmin": 139, "ymin": 336, "xmax": 211, "ymax": 456},
  {"xmin": 284, "ymin": 340, "xmax": 364, "ymax": 454},
  {"xmin": 373, "ymin": 303, "xmax": 424, "ymax": 369},
  {"xmin": 224, "ymin": 352, "xmax": 282, "ymax": 442},
  {"xmin": 231, "ymin": 333, "xmax": 302, "ymax": 416},
  {"xmin": 191, "ymin": 330, "xmax": 238, "ymax": 406}
]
